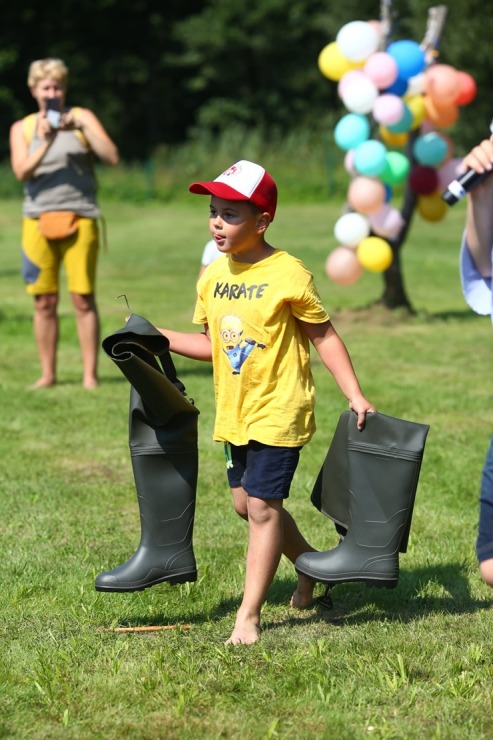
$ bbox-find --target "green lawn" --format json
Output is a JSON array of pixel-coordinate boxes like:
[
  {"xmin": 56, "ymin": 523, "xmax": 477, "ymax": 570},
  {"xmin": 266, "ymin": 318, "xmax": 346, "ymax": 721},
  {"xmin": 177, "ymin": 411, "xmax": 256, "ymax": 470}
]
[{"xmin": 1, "ymin": 198, "xmax": 492, "ymax": 738}]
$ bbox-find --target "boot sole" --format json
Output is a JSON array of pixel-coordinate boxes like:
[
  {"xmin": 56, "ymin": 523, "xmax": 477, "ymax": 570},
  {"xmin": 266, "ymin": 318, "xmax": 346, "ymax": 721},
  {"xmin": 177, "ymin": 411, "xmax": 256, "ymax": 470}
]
[
  {"xmin": 95, "ymin": 570, "xmax": 197, "ymax": 592},
  {"xmin": 295, "ymin": 568, "xmax": 398, "ymax": 589}
]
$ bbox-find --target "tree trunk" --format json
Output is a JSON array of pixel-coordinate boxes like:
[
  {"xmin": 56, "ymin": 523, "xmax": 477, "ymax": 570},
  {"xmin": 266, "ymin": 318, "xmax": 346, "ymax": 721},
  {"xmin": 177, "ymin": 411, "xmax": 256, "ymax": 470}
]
[{"xmin": 375, "ymin": 2, "xmax": 448, "ymax": 313}]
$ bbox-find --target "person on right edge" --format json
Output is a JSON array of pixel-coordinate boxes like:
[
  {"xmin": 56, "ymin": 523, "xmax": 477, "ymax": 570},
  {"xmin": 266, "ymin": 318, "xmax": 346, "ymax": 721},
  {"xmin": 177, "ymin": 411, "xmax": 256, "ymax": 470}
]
[{"xmin": 459, "ymin": 134, "xmax": 493, "ymax": 586}]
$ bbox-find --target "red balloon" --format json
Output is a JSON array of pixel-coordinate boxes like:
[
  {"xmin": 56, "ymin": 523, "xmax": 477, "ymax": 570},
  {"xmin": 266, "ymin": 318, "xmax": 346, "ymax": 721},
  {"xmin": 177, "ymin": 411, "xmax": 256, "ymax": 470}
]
[
  {"xmin": 409, "ymin": 165, "xmax": 439, "ymax": 195},
  {"xmin": 455, "ymin": 71, "xmax": 477, "ymax": 106}
]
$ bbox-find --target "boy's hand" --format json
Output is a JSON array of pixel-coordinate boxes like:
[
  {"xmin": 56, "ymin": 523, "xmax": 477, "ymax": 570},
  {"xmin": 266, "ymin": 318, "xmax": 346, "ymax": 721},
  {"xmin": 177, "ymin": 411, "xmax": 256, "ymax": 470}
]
[{"xmin": 348, "ymin": 397, "xmax": 376, "ymax": 430}]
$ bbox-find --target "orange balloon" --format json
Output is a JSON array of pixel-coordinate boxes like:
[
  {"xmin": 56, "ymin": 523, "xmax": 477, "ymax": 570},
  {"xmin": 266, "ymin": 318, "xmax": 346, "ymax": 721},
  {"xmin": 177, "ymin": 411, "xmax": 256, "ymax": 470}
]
[
  {"xmin": 325, "ymin": 247, "xmax": 364, "ymax": 285},
  {"xmin": 424, "ymin": 64, "xmax": 460, "ymax": 106},
  {"xmin": 424, "ymin": 97, "xmax": 459, "ymax": 128},
  {"xmin": 347, "ymin": 176, "xmax": 386, "ymax": 214}
]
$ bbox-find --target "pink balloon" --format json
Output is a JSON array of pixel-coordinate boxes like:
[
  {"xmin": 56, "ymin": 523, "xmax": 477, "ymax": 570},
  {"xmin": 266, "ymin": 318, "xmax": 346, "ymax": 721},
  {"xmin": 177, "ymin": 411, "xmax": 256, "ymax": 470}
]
[
  {"xmin": 325, "ymin": 247, "xmax": 364, "ymax": 285},
  {"xmin": 372, "ymin": 94, "xmax": 405, "ymax": 125},
  {"xmin": 347, "ymin": 176, "xmax": 387, "ymax": 214},
  {"xmin": 344, "ymin": 149, "xmax": 357, "ymax": 175},
  {"xmin": 369, "ymin": 204, "xmax": 405, "ymax": 238},
  {"xmin": 437, "ymin": 157, "xmax": 465, "ymax": 190},
  {"xmin": 364, "ymin": 52, "xmax": 398, "ymax": 89}
]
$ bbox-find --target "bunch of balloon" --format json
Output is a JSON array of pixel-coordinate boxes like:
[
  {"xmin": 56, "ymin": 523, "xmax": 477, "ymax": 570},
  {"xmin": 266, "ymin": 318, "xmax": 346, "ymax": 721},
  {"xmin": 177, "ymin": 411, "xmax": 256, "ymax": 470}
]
[{"xmin": 318, "ymin": 19, "xmax": 477, "ymax": 286}]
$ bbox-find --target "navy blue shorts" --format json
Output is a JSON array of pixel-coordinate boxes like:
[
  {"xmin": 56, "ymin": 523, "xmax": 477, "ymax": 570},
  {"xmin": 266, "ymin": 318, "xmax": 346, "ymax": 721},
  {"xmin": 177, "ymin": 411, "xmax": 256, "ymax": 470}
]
[{"xmin": 225, "ymin": 440, "xmax": 302, "ymax": 500}]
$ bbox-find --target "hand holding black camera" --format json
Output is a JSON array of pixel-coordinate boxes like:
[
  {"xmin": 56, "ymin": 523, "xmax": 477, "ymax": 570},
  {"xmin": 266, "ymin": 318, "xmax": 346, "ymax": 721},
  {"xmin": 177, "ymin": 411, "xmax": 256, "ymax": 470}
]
[{"xmin": 45, "ymin": 97, "xmax": 62, "ymax": 129}]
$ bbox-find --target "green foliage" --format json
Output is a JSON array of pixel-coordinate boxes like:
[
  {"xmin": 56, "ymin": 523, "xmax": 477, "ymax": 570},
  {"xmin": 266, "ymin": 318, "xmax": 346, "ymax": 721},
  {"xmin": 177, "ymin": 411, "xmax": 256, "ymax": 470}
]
[
  {"xmin": 0, "ymin": 124, "xmax": 347, "ymax": 204},
  {"xmin": 0, "ymin": 0, "xmax": 492, "ymax": 163},
  {"xmin": 1, "ymin": 198, "xmax": 493, "ymax": 738}
]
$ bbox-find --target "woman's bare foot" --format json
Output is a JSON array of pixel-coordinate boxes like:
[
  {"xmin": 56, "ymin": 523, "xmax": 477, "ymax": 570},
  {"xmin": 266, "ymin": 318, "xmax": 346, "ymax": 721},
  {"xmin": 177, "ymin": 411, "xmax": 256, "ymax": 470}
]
[
  {"xmin": 225, "ymin": 609, "xmax": 261, "ymax": 645},
  {"xmin": 29, "ymin": 377, "xmax": 56, "ymax": 390},
  {"xmin": 83, "ymin": 377, "xmax": 99, "ymax": 390},
  {"xmin": 290, "ymin": 572, "xmax": 315, "ymax": 609}
]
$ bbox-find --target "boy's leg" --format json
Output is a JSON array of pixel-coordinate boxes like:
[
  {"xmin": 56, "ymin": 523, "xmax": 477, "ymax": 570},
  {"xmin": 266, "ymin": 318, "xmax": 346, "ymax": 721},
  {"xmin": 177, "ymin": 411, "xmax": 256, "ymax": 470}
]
[
  {"xmin": 230, "ymin": 486, "xmax": 315, "ymax": 611},
  {"xmin": 226, "ymin": 495, "xmax": 283, "ymax": 645},
  {"xmin": 281, "ymin": 508, "xmax": 317, "ymax": 608}
]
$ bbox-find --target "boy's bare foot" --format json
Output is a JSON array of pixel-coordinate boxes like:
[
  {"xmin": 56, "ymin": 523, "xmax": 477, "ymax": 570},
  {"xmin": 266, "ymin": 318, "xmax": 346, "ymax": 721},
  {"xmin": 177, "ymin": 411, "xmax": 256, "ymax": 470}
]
[
  {"xmin": 290, "ymin": 572, "xmax": 315, "ymax": 609},
  {"xmin": 225, "ymin": 610, "xmax": 261, "ymax": 645},
  {"xmin": 28, "ymin": 377, "xmax": 56, "ymax": 390}
]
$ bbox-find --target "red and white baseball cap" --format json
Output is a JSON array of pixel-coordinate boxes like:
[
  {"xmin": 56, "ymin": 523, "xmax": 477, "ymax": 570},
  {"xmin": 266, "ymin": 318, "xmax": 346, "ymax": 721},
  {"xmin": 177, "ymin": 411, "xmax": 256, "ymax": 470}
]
[{"xmin": 189, "ymin": 160, "xmax": 278, "ymax": 221}]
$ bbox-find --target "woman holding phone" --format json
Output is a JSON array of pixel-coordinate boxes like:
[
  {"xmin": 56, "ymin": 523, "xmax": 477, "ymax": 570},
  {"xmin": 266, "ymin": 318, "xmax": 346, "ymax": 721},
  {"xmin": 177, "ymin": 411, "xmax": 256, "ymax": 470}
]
[{"xmin": 9, "ymin": 58, "xmax": 119, "ymax": 389}]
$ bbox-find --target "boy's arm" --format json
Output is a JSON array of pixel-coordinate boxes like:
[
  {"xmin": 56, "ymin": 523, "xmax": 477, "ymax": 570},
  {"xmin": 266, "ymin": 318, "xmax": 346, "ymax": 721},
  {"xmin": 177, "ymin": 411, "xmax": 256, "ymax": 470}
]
[
  {"xmin": 157, "ymin": 324, "xmax": 212, "ymax": 362},
  {"xmin": 463, "ymin": 136, "xmax": 493, "ymax": 277},
  {"xmin": 299, "ymin": 319, "xmax": 375, "ymax": 430}
]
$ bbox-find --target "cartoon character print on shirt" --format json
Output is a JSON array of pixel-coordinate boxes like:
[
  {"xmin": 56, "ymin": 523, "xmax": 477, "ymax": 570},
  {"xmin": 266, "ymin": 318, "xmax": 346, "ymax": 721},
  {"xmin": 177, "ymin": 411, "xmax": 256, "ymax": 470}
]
[{"xmin": 220, "ymin": 314, "xmax": 265, "ymax": 374}]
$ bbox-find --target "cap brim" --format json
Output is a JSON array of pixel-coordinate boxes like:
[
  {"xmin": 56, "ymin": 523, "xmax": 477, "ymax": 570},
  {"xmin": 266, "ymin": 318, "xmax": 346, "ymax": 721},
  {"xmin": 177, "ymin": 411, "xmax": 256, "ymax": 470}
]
[{"xmin": 189, "ymin": 182, "xmax": 250, "ymax": 201}]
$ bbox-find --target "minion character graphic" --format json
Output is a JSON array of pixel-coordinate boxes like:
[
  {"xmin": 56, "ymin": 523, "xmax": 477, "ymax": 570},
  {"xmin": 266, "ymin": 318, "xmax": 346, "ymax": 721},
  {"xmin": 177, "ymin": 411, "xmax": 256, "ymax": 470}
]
[{"xmin": 220, "ymin": 314, "xmax": 265, "ymax": 374}]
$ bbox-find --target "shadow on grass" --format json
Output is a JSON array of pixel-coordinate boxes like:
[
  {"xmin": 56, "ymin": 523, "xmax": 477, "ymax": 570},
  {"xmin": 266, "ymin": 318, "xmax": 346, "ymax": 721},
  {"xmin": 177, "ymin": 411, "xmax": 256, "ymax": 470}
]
[
  {"xmin": 93, "ymin": 561, "xmax": 492, "ymax": 634},
  {"xmin": 332, "ymin": 303, "xmax": 480, "ymax": 325},
  {"xmin": 263, "ymin": 561, "xmax": 492, "ymax": 629}
]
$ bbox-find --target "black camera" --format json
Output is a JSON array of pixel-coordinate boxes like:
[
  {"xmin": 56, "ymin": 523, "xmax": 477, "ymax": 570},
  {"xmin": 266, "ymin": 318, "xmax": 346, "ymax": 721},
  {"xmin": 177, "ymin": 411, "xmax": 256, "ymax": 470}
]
[{"xmin": 46, "ymin": 98, "xmax": 62, "ymax": 129}]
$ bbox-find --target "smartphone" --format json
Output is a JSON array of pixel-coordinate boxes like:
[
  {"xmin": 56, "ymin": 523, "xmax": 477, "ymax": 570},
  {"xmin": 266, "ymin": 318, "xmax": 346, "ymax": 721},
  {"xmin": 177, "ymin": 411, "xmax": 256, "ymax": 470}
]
[{"xmin": 46, "ymin": 98, "xmax": 62, "ymax": 129}]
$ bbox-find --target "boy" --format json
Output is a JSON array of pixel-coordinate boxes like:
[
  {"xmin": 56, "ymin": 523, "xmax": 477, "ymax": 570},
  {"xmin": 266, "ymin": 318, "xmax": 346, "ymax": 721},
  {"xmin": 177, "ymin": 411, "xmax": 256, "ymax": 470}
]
[{"xmin": 159, "ymin": 160, "xmax": 375, "ymax": 644}]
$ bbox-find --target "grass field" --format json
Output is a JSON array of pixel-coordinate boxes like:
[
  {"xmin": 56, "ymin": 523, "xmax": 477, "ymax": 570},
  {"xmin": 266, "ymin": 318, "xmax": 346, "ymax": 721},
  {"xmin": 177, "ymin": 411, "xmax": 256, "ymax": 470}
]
[{"xmin": 1, "ymin": 197, "xmax": 493, "ymax": 738}]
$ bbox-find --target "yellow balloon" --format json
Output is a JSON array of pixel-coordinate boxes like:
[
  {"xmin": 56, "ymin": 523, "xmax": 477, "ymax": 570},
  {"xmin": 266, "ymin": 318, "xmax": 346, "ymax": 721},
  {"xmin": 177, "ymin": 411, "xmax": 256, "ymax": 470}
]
[
  {"xmin": 379, "ymin": 125, "xmax": 408, "ymax": 148},
  {"xmin": 357, "ymin": 236, "xmax": 393, "ymax": 272},
  {"xmin": 417, "ymin": 192, "xmax": 448, "ymax": 222},
  {"xmin": 405, "ymin": 94, "xmax": 426, "ymax": 129},
  {"xmin": 318, "ymin": 42, "xmax": 355, "ymax": 81}
]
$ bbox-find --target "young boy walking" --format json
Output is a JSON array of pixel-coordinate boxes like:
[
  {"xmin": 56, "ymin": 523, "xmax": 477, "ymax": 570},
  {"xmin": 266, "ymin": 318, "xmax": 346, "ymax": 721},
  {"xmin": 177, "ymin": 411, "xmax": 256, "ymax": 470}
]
[{"xmin": 159, "ymin": 160, "xmax": 375, "ymax": 644}]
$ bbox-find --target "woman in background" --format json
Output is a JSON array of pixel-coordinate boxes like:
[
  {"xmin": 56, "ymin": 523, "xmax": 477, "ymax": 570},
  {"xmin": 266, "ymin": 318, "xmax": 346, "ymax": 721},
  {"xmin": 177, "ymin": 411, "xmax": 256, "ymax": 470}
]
[{"xmin": 10, "ymin": 58, "xmax": 119, "ymax": 389}]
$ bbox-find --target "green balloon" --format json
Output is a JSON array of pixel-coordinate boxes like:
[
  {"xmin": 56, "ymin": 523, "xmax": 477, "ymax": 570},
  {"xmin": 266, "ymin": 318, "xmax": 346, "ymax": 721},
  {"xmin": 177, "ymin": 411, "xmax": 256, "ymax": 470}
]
[{"xmin": 380, "ymin": 151, "xmax": 410, "ymax": 185}]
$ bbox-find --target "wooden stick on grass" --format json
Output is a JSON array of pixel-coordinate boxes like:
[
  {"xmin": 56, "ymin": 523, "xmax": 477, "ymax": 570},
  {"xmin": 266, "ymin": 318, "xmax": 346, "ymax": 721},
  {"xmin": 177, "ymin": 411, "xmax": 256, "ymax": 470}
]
[{"xmin": 99, "ymin": 624, "xmax": 191, "ymax": 633}]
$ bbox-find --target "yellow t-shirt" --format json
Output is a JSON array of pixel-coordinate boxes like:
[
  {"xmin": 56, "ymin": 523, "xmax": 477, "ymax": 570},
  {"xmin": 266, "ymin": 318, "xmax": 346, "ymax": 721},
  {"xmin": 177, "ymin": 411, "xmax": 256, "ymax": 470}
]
[{"xmin": 193, "ymin": 249, "xmax": 330, "ymax": 447}]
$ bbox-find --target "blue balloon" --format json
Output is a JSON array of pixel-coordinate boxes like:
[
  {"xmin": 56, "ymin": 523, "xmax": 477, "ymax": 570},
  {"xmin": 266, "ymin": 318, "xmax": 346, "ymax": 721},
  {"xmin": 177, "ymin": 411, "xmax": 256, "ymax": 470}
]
[
  {"xmin": 334, "ymin": 113, "xmax": 370, "ymax": 151},
  {"xmin": 387, "ymin": 104, "xmax": 413, "ymax": 134},
  {"xmin": 413, "ymin": 132, "xmax": 448, "ymax": 167},
  {"xmin": 384, "ymin": 76, "xmax": 408, "ymax": 97},
  {"xmin": 354, "ymin": 140, "xmax": 387, "ymax": 177},
  {"xmin": 386, "ymin": 40, "xmax": 426, "ymax": 80}
]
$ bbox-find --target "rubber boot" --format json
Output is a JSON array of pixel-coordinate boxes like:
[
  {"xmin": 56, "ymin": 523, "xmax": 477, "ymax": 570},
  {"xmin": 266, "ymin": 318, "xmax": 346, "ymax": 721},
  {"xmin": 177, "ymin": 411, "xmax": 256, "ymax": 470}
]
[
  {"xmin": 95, "ymin": 313, "xmax": 199, "ymax": 592},
  {"xmin": 296, "ymin": 411, "xmax": 429, "ymax": 588}
]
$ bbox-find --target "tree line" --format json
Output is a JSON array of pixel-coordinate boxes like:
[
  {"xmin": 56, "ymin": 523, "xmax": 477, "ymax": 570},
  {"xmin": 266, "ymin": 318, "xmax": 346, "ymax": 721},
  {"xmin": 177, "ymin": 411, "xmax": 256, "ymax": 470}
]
[{"xmin": 0, "ymin": 0, "xmax": 491, "ymax": 165}]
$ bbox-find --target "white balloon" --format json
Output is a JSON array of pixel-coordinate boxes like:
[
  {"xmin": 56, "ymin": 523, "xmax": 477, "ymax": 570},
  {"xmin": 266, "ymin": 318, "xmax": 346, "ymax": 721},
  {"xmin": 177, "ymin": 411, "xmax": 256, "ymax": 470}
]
[
  {"xmin": 342, "ymin": 76, "xmax": 379, "ymax": 114},
  {"xmin": 334, "ymin": 212, "xmax": 371, "ymax": 246},
  {"xmin": 406, "ymin": 73, "xmax": 425, "ymax": 96},
  {"xmin": 336, "ymin": 21, "xmax": 379, "ymax": 62}
]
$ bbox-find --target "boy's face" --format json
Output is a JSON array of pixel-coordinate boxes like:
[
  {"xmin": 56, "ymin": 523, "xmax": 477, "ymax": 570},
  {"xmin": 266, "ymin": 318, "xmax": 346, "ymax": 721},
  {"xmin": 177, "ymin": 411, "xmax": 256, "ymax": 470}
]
[{"xmin": 209, "ymin": 196, "xmax": 269, "ymax": 261}]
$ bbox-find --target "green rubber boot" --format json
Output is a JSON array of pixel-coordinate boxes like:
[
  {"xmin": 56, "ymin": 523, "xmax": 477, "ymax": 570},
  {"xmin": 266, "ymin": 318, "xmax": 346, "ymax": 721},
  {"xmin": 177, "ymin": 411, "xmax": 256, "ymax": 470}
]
[
  {"xmin": 95, "ymin": 314, "xmax": 199, "ymax": 592},
  {"xmin": 296, "ymin": 411, "xmax": 429, "ymax": 588}
]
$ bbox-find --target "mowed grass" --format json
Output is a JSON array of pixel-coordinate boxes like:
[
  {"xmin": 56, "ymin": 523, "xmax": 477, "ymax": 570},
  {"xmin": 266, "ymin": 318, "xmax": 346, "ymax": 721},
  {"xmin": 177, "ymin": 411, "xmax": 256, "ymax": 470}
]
[{"xmin": 1, "ymin": 197, "xmax": 493, "ymax": 739}]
